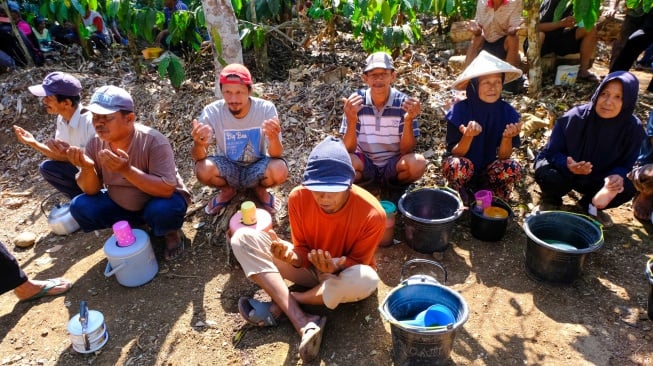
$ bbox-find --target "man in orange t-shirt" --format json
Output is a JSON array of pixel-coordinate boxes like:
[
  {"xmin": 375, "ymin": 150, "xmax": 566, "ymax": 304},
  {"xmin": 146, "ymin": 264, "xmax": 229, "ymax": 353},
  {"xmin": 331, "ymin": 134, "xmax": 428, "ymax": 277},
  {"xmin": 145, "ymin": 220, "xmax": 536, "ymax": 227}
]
[{"xmin": 230, "ymin": 136, "xmax": 385, "ymax": 362}]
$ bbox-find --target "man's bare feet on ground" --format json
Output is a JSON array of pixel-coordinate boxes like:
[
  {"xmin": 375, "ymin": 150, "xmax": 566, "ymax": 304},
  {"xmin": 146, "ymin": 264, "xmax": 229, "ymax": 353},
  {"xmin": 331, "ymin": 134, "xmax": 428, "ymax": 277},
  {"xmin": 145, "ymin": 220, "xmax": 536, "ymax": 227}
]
[{"xmin": 633, "ymin": 193, "xmax": 653, "ymax": 221}]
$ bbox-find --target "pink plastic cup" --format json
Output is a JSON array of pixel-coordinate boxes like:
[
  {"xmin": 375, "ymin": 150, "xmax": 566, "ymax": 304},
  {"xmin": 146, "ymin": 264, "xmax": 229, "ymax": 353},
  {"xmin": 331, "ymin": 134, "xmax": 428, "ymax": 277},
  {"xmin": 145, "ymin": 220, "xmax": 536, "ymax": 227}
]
[
  {"xmin": 474, "ymin": 190, "xmax": 493, "ymax": 210},
  {"xmin": 112, "ymin": 220, "xmax": 136, "ymax": 247}
]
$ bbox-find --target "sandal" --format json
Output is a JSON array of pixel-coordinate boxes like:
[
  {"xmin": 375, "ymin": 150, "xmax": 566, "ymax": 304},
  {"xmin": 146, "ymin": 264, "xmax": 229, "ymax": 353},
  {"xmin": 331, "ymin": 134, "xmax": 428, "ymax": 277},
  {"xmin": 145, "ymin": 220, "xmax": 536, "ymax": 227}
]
[
  {"xmin": 205, "ymin": 191, "xmax": 236, "ymax": 216},
  {"xmin": 238, "ymin": 297, "xmax": 285, "ymax": 327},
  {"xmin": 259, "ymin": 191, "xmax": 281, "ymax": 215},
  {"xmin": 298, "ymin": 316, "xmax": 326, "ymax": 362},
  {"xmin": 19, "ymin": 278, "xmax": 72, "ymax": 302}
]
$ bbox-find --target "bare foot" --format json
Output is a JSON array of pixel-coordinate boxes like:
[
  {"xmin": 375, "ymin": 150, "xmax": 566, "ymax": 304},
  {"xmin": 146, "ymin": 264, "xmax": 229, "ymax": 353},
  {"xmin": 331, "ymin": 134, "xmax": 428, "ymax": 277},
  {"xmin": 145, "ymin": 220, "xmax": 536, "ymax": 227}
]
[
  {"xmin": 592, "ymin": 185, "xmax": 623, "ymax": 209},
  {"xmin": 164, "ymin": 230, "xmax": 184, "ymax": 261},
  {"xmin": 633, "ymin": 193, "xmax": 653, "ymax": 221}
]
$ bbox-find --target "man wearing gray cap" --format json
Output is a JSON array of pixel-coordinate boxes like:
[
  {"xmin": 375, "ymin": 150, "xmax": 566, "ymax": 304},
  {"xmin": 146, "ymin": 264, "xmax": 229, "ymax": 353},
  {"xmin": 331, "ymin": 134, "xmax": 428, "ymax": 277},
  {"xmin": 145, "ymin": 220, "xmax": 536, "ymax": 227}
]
[
  {"xmin": 341, "ymin": 51, "xmax": 426, "ymax": 197},
  {"xmin": 67, "ymin": 86, "xmax": 191, "ymax": 261},
  {"xmin": 14, "ymin": 72, "xmax": 95, "ymax": 199},
  {"xmin": 230, "ymin": 136, "xmax": 385, "ymax": 362}
]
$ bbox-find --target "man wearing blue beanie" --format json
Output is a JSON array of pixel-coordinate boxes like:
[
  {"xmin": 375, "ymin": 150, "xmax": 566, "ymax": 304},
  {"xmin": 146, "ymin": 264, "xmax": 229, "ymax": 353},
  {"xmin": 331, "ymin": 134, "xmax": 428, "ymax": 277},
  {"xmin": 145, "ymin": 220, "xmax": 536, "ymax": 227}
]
[{"xmin": 230, "ymin": 136, "xmax": 386, "ymax": 362}]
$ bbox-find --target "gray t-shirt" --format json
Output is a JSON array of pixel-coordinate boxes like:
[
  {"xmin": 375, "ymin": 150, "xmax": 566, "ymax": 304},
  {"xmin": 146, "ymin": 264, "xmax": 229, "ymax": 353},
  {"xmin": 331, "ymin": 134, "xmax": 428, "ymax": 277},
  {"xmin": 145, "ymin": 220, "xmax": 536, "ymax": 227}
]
[
  {"xmin": 198, "ymin": 97, "xmax": 279, "ymax": 164},
  {"xmin": 85, "ymin": 123, "xmax": 191, "ymax": 211}
]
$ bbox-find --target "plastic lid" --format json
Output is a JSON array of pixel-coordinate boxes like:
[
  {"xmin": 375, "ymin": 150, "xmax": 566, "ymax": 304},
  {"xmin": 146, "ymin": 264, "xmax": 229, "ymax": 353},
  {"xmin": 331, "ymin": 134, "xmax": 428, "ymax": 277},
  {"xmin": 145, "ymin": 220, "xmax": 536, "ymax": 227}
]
[
  {"xmin": 103, "ymin": 229, "xmax": 149, "ymax": 257},
  {"xmin": 380, "ymin": 200, "xmax": 396, "ymax": 214}
]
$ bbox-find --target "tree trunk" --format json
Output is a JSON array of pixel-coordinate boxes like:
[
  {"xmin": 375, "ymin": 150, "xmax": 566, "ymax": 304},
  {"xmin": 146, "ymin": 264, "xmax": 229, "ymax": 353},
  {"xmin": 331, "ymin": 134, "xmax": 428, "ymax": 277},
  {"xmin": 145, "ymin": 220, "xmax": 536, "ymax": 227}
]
[
  {"xmin": 202, "ymin": 0, "xmax": 243, "ymax": 98},
  {"xmin": 526, "ymin": 0, "xmax": 541, "ymax": 94}
]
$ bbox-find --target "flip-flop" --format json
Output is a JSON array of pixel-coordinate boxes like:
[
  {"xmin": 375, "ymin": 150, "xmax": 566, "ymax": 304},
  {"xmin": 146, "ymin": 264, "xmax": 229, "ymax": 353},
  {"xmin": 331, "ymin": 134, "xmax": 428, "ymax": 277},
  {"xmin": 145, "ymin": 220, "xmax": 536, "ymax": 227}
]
[
  {"xmin": 259, "ymin": 191, "xmax": 281, "ymax": 215},
  {"xmin": 205, "ymin": 193, "xmax": 234, "ymax": 216},
  {"xmin": 19, "ymin": 278, "xmax": 72, "ymax": 303},
  {"xmin": 298, "ymin": 316, "xmax": 326, "ymax": 362},
  {"xmin": 164, "ymin": 231, "xmax": 185, "ymax": 262},
  {"xmin": 237, "ymin": 297, "xmax": 285, "ymax": 327}
]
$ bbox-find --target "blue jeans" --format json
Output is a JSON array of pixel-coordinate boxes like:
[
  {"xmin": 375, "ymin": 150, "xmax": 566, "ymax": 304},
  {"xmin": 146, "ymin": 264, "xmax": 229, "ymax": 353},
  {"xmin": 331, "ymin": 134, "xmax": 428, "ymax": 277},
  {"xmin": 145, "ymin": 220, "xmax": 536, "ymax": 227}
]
[
  {"xmin": 70, "ymin": 191, "xmax": 188, "ymax": 236},
  {"xmin": 39, "ymin": 160, "xmax": 83, "ymax": 199}
]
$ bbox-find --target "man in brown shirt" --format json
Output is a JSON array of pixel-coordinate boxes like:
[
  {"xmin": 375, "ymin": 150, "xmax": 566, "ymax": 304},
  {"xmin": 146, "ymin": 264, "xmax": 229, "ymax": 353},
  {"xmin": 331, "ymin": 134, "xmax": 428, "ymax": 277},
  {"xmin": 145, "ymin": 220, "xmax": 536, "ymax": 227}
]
[{"xmin": 67, "ymin": 86, "xmax": 191, "ymax": 261}]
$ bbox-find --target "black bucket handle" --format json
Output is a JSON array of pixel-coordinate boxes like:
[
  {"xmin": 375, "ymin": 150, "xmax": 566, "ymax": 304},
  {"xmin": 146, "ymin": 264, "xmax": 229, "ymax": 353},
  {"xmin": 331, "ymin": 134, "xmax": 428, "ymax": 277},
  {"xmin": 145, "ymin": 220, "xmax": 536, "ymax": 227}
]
[
  {"xmin": 400, "ymin": 258, "xmax": 448, "ymax": 284},
  {"xmin": 40, "ymin": 191, "xmax": 69, "ymax": 217}
]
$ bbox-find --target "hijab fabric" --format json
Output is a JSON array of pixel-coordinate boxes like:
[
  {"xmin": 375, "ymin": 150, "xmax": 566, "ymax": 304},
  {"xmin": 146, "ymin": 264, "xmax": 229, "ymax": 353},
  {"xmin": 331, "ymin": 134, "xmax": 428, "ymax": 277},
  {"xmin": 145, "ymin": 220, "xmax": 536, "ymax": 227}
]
[
  {"xmin": 445, "ymin": 76, "xmax": 520, "ymax": 171},
  {"xmin": 537, "ymin": 71, "xmax": 645, "ymax": 178}
]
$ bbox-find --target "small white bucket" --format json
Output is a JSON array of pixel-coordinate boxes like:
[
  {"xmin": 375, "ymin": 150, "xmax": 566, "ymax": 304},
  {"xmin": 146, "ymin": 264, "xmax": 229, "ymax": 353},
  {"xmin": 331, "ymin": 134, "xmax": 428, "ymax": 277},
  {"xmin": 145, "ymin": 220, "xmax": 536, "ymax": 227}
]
[
  {"xmin": 554, "ymin": 65, "xmax": 579, "ymax": 86},
  {"xmin": 67, "ymin": 310, "xmax": 109, "ymax": 353}
]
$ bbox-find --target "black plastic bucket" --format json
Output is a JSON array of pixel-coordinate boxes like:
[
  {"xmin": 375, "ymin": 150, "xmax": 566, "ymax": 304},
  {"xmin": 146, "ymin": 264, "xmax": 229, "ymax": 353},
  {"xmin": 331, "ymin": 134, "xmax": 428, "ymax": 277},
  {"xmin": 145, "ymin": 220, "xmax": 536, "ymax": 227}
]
[
  {"xmin": 379, "ymin": 259, "xmax": 469, "ymax": 366},
  {"xmin": 523, "ymin": 211, "xmax": 604, "ymax": 284},
  {"xmin": 398, "ymin": 188, "xmax": 464, "ymax": 253},
  {"xmin": 470, "ymin": 198, "xmax": 513, "ymax": 242},
  {"xmin": 647, "ymin": 259, "xmax": 653, "ymax": 320}
]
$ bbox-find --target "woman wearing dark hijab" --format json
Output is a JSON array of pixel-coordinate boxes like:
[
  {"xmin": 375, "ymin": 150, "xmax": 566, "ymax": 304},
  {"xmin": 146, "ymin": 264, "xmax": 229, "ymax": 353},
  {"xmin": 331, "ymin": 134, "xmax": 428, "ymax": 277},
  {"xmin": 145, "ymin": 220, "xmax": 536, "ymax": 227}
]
[
  {"xmin": 534, "ymin": 71, "xmax": 646, "ymax": 226},
  {"xmin": 444, "ymin": 50, "xmax": 524, "ymax": 203}
]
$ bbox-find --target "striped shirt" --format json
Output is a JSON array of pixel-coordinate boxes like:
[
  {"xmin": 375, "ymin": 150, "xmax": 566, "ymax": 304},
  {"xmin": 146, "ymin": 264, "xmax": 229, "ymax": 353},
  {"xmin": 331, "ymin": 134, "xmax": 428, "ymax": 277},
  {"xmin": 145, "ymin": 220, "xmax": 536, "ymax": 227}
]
[{"xmin": 339, "ymin": 87, "xmax": 420, "ymax": 167}]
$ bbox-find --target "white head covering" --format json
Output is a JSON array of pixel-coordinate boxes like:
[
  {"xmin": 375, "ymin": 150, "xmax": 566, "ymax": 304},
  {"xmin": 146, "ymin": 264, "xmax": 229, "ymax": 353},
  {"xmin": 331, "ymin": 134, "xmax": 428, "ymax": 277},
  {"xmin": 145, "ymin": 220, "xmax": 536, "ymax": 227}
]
[{"xmin": 451, "ymin": 50, "xmax": 523, "ymax": 90}]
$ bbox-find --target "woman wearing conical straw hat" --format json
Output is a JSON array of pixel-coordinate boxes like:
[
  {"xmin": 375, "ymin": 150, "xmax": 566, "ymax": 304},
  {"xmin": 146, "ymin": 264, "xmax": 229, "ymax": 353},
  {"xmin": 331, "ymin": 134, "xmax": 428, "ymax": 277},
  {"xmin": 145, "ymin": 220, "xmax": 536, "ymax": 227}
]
[{"xmin": 443, "ymin": 50, "xmax": 523, "ymax": 204}]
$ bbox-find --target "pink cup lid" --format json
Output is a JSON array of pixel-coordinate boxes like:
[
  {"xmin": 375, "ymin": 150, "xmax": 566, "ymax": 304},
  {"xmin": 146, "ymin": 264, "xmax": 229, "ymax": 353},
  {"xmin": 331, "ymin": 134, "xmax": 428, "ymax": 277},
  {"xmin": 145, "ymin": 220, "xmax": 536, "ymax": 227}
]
[{"xmin": 112, "ymin": 220, "xmax": 136, "ymax": 247}]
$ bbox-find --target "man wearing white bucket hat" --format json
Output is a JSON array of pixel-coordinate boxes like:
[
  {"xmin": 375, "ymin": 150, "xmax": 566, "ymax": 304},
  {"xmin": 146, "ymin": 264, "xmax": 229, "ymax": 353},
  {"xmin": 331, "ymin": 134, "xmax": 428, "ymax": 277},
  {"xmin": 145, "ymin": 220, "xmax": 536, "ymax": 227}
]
[
  {"xmin": 444, "ymin": 50, "xmax": 524, "ymax": 204},
  {"xmin": 340, "ymin": 51, "xmax": 426, "ymax": 196},
  {"xmin": 67, "ymin": 85, "xmax": 191, "ymax": 261},
  {"xmin": 230, "ymin": 136, "xmax": 385, "ymax": 362}
]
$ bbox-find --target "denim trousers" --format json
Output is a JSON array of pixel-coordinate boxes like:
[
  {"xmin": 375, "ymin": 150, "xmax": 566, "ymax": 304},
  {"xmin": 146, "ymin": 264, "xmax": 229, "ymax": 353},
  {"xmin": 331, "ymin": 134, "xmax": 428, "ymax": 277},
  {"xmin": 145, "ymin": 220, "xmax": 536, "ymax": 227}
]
[
  {"xmin": 70, "ymin": 190, "xmax": 188, "ymax": 237},
  {"xmin": 39, "ymin": 160, "xmax": 83, "ymax": 199}
]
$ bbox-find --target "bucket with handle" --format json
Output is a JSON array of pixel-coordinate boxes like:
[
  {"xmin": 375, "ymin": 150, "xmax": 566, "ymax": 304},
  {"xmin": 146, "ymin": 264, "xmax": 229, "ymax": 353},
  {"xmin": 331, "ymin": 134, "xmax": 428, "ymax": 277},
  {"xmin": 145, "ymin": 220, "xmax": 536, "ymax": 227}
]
[
  {"xmin": 397, "ymin": 187, "xmax": 464, "ymax": 253},
  {"xmin": 379, "ymin": 259, "xmax": 469, "ymax": 365},
  {"xmin": 103, "ymin": 227, "xmax": 158, "ymax": 287},
  {"xmin": 523, "ymin": 211, "xmax": 604, "ymax": 284},
  {"xmin": 470, "ymin": 197, "xmax": 513, "ymax": 242}
]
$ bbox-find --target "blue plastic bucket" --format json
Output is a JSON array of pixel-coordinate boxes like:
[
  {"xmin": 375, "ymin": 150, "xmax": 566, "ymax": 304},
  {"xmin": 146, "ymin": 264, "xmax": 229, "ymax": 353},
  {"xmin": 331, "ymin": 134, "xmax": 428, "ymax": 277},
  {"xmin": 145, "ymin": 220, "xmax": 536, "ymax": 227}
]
[
  {"xmin": 379, "ymin": 259, "xmax": 469, "ymax": 365},
  {"xmin": 523, "ymin": 211, "xmax": 604, "ymax": 284},
  {"xmin": 398, "ymin": 188, "xmax": 464, "ymax": 253}
]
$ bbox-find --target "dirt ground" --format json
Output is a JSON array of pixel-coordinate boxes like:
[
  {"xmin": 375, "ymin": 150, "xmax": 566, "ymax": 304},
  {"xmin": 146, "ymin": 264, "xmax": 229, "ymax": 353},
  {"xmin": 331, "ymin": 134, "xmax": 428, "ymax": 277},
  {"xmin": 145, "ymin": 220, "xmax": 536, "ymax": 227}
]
[{"xmin": 1, "ymin": 34, "xmax": 653, "ymax": 366}]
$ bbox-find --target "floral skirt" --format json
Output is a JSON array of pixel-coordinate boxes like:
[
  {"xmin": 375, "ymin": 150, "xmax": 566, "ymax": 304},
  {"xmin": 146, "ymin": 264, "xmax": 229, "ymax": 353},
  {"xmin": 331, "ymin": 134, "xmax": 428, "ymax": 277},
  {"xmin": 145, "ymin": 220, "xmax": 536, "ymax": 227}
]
[{"xmin": 442, "ymin": 156, "xmax": 522, "ymax": 201}]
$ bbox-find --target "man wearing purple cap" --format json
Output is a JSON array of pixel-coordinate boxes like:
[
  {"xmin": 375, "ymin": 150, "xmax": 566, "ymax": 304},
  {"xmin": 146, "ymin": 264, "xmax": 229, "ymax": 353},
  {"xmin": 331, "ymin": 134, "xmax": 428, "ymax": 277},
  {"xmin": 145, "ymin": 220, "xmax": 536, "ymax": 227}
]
[
  {"xmin": 191, "ymin": 63, "xmax": 288, "ymax": 216},
  {"xmin": 230, "ymin": 136, "xmax": 385, "ymax": 362},
  {"xmin": 67, "ymin": 86, "xmax": 191, "ymax": 261},
  {"xmin": 14, "ymin": 72, "xmax": 95, "ymax": 199},
  {"xmin": 341, "ymin": 52, "xmax": 426, "ymax": 198}
]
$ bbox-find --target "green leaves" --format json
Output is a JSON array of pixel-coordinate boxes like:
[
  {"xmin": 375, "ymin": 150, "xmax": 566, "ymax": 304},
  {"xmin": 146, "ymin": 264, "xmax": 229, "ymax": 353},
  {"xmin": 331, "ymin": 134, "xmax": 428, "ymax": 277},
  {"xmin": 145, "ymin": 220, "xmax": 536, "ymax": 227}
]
[
  {"xmin": 309, "ymin": 0, "xmax": 421, "ymax": 53},
  {"xmin": 157, "ymin": 52, "xmax": 186, "ymax": 89}
]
